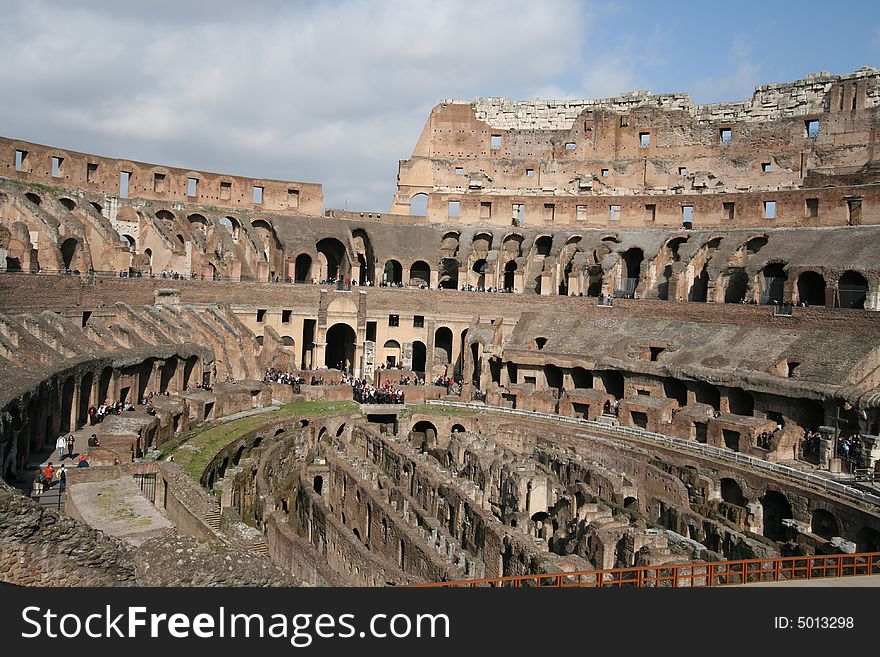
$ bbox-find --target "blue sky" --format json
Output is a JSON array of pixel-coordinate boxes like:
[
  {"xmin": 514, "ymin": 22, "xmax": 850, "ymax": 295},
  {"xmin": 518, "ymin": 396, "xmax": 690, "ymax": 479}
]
[{"xmin": 0, "ymin": 0, "xmax": 877, "ymax": 210}]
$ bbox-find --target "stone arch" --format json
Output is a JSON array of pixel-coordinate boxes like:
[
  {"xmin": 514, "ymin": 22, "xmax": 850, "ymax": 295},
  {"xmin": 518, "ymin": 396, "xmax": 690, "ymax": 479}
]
[
  {"xmin": 120, "ymin": 234, "xmax": 135, "ymax": 250},
  {"xmin": 351, "ymin": 228, "xmax": 376, "ymax": 285},
  {"xmin": 796, "ymin": 270, "xmax": 826, "ymax": 306},
  {"xmin": 760, "ymin": 490, "xmax": 792, "ymax": 541},
  {"xmin": 600, "ymin": 371, "xmax": 624, "ymax": 399},
  {"xmin": 409, "ymin": 261, "xmax": 431, "ymax": 287},
  {"xmin": 156, "ymin": 209, "xmax": 176, "ymax": 222},
  {"xmin": 727, "ymin": 388, "xmax": 754, "ymax": 416},
  {"xmin": 535, "ymin": 235, "xmax": 553, "ymax": 256},
  {"xmin": 451, "ymin": 423, "xmax": 465, "ymax": 434},
  {"xmin": 439, "ymin": 258, "xmax": 459, "ymax": 289},
  {"xmin": 187, "ymin": 213, "xmax": 208, "ymax": 229},
  {"xmin": 294, "ymin": 253, "xmax": 312, "ymax": 282},
  {"xmin": 383, "ymin": 259, "xmax": 402, "ymax": 285},
  {"xmin": 759, "ymin": 262, "xmax": 787, "ymax": 304},
  {"xmin": 325, "ymin": 323, "xmax": 356, "ymax": 371},
  {"xmin": 25, "ymin": 192, "xmax": 41, "ymax": 205},
  {"xmin": 78, "ymin": 371, "xmax": 94, "ymax": 427},
  {"xmin": 59, "ymin": 197, "xmax": 76, "ymax": 211},
  {"xmin": 434, "ymin": 327, "xmax": 453, "ymax": 365},
  {"xmin": 503, "ymin": 260, "xmax": 517, "ymax": 291},
  {"xmin": 412, "ymin": 420, "xmax": 438, "ymax": 442},
  {"xmin": 723, "ymin": 268, "xmax": 749, "ymax": 303},
  {"xmin": 383, "ymin": 340, "xmax": 401, "ymax": 368},
  {"xmin": 810, "ymin": 508, "xmax": 839, "ymax": 539},
  {"xmin": 720, "ymin": 478, "xmax": 747, "ymax": 506},
  {"xmin": 316, "ymin": 237, "xmax": 349, "ymax": 281},
  {"xmin": 472, "ymin": 259, "xmax": 487, "ymax": 288},
  {"xmin": 544, "ymin": 364, "xmax": 563, "ymax": 391},
  {"xmin": 281, "ymin": 335, "xmax": 295, "ymax": 347},
  {"xmin": 838, "ymin": 270, "xmax": 868, "ymax": 309},
  {"xmin": 412, "ymin": 340, "xmax": 427, "ymax": 375},
  {"xmin": 409, "ymin": 193, "xmax": 428, "ymax": 216},
  {"xmin": 617, "ymin": 248, "xmax": 643, "ymax": 297},
  {"xmin": 60, "ymin": 238, "xmax": 82, "ymax": 271},
  {"xmin": 856, "ymin": 526, "xmax": 880, "ymax": 552},
  {"xmin": 571, "ymin": 367, "xmax": 592, "ymax": 389}
]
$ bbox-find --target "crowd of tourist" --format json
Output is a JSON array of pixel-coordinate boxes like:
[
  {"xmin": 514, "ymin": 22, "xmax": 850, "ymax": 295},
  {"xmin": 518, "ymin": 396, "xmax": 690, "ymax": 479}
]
[
  {"xmin": 87, "ymin": 400, "xmax": 133, "ymax": 425},
  {"xmin": 352, "ymin": 379, "xmax": 405, "ymax": 404}
]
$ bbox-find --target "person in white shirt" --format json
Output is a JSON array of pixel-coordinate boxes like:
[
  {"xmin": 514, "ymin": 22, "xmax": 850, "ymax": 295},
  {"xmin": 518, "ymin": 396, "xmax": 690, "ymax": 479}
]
[{"xmin": 55, "ymin": 435, "xmax": 66, "ymax": 460}]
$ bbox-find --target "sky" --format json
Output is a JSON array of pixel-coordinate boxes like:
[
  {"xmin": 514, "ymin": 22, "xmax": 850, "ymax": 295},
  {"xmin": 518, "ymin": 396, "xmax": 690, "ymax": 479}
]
[{"xmin": 0, "ymin": 0, "xmax": 878, "ymax": 211}]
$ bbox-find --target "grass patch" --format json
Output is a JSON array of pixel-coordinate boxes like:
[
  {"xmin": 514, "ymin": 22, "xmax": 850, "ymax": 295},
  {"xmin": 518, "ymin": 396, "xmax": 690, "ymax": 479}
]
[{"xmin": 168, "ymin": 401, "xmax": 360, "ymax": 481}]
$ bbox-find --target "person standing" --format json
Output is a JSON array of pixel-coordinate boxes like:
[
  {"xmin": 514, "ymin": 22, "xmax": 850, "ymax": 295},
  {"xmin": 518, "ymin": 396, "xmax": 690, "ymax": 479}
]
[
  {"xmin": 66, "ymin": 434, "xmax": 75, "ymax": 459},
  {"xmin": 33, "ymin": 468, "xmax": 44, "ymax": 497},
  {"xmin": 42, "ymin": 462, "xmax": 55, "ymax": 488},
  {"xmin": 55, "ymin": 435, "xmax": 66, "ymax": 460},
  {"xmin": 58, "ymin": 465, "xmax": 67, "ymax": 494}
]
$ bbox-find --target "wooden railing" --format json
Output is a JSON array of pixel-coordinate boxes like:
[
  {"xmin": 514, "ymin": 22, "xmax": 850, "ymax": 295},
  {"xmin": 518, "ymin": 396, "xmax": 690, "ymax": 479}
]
[{"xmin": 415, "ymin": 552, "xmax": 880, "ymax": 588}]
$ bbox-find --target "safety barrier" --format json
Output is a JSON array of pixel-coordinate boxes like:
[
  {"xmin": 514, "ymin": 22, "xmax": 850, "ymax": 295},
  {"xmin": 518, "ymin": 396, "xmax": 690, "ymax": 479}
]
[
  {"xmin": 424, "ymin": 400, "xmax": 880, "ymax": 508},
  {"xmin": 415, "ymin": 551, "xmax": 880, "ymax": 588}
]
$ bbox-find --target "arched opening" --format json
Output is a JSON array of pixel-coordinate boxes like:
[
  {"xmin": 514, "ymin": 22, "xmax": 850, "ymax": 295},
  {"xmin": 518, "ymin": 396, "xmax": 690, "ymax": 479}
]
[
  {"xmin": 503, "ymin": 260, "xmax": 517, "ymax": 291},
  {"xmin": 571, "ymin": 367, "xmax": 592, "ymax": 389},
  {"xmin": 60, "ymin": 238, "xmax": 81, "ymax": 270},
  {"xmin": 796, "ymin": 271, "xmax": 826, "ymax": 306},
  {"xmin": 434, "ymin": 327, "xmax": 453, "ymax": 365},
  {"xmin": 760, "ymin": 490, "xmax": 792, "ymax": 541},
  {"xmin": 60, "ymin": 376, "xmax": 75, "ymax": 433},
  {"xmin": 600, "ymin": 371, "xmax": 624, "ymax": 399},
  {"xmin": 233, "ymin": 445, "xmax": 246, "ymax": 466},
  {"xmin": 745, "ymin": 236, "xmax": 768, "ymax": 254},
  {"xmin": 856, "ymin": 526, "xmax": 880, "ymax": 553},
  {"xmin": 663, "ymin": 378, "xmax": 688, "ymax": 406},
  {"xmin": 724, "ymin": 268, "xmax": 749, "ymax": 303},
  {"xmin": 451, "ymin": 423, "xmax": 465, "ymax": 434},
  {"xmin": 160, "ymin": 358, "xmax": 178, "ymax": 393},
  {"xmin": 727, "ymin": 388, "xmax": 754, "ymax": 416},
  {"xmin": 412, "ymin": 341, "xmax": 427, "ymax": 375},
  {"xmin": 316, "ymin": 238, "xmax": 349, "ymax": 281},
  {"xmin": 59, "ymin": 198, "xmax": 76, "ymax": 211},
  {"xmin": 156, "ymin": 210, "xmax": 176, "ymax": 222},
  {"xmin": 692, "ymin": 382, "xmax": 720, "ymax": 411},
  {"xmin": 383, "ymin": 340, "xmax": 401, "ymax": 368},
  {"xmin": 144, "ymin": 249, "xmax": 153, "ymax": 273},
  {"xmin": 535, "ymin": 235, "xmax": 552, "ymax": 256},
  {"xmin": 810, "ymin": 509, "xmax": 839, "ymax": 539},
  {"xmin": 78, "ymin": 372, "xmax": 93, "ymax": 427},
  {"xmin": 586, "ymin": 267, "xmax": 603, "ymax": 297},
  {"xmin": 98, "ymin": 366, "xmax": 113, "ymax": 403},
  {"xmin": 325, "ymin": 323, "xmax": 356, "ymax": 372},
  {"xmin": 760, "ymin": 263, "xmax": 787, "ymax": 304},
  {"xmin": 720, "ymin": 478, "xmax": 747, "ymax": 506},
  {"xmin": 412, "ymin": 420, "xmax": 438, "ymax": 443},
  {"xmin": 472, "ymin": 259, "xmax": 487, "ymax": 288},
  {"xmin": 838, "ymin": 270, "xmax": 868, "ymax": 309},
  {"xmin": 187, "ymin": 213, "xmax": 208, "ymax": 230},
  {"xmin": 439, "ymin": 258, "xmax": 459, "ymax": 289},
  {"xmin": 471, "ymin": 342, "xmax": 481, "ymax": 386},
  {"xmin": 617, "ymin": 248, "xmax": 643, "ymax": 297},
  {"xmin": 281, "ymin": 336, "xmax": 295, "ymax": 347},
  {"xmin": 409, "ymin": 193, "xmax": 428, "ymax": 216},
  {"xmin": 25, "ymin": 192, "xmax": 41, "ymax": 205},
  {"xmin": 409, "ymin": 261, "xmax": 430, "ymax": 287},
  {"xmin": 220, "ymin": 216, "xmax": 240, "ymax": 240},
  {"xmin": 120, "ymin": 234, "xmax": 135, "ymax": 250},
  {"xmin": 351, "ymin": 229, "xmax": 375, "ymax": 285},
  {"xmin": 336, "ymin": 423, "xmax": 346, "ymax": 437},
  {"xmin": 274, "ymin": 428, "xmax": 285, "ymax": 436},
  {"xmin": 313, "ymin": 475, "xmax": 323, "ymax": 495},
  {"xmin": 383, "ymin": 260, "xmax": 402, "ymax": 285},
  {"xmin": 544, "ymin": 364, "xmax": 563, "ymax": 391},
  {"xmin": 689, "ymin": 263, "xmax": 709, "ymax": 302},
  {"xmin": 294, "ymin": 253, "xmax": 312, "ymax": 282}
]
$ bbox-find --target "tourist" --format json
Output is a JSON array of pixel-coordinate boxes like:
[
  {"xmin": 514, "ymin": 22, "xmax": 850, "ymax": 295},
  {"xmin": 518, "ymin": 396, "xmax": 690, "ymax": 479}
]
[
  {"xmin": 88, "ymin": 434, "xmax": 100, "ymax": 447},
  {"xmin": 55, "ymin": 434, "xmax": 66, "ymax": 460},
  {"xmin": 57, "ymin": 465, "xmax": 67, "ymax": 493},
  {"xmin": 33, "ymin": 468, "xmax": 44, "ymax": 496},
  {"xmin": 43, "ymin": 462, "xmax": 55, "ymax": 488},
  {"xmin": 77, "ymin": 454, "xmax": 90, "ymax": 468},
  {"xmin": 66, "ymin": 434, "xmax": 75, "ymax": 459}
]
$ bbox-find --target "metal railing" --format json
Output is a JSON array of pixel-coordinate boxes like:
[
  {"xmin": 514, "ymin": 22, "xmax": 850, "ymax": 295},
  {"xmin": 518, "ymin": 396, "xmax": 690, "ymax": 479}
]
[
  {"xmin": 424, "ymin": 400, "xmax": 880, "ymax": 508},
  {"xmin": 416, "ymin": 552, "xmax": 880, "ymax": 588}
]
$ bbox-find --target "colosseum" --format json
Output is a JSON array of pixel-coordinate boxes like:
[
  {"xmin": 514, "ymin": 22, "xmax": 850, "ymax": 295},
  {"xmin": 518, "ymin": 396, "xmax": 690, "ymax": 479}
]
[{"xmin": 2, "ymin": 67, "xmax": 880, "ymax": 587}]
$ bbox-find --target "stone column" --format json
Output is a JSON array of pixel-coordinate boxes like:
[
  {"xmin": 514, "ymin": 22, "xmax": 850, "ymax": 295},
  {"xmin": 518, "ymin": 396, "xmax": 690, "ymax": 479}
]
[{"xmin": 312, "ymin": 341, "xmax": 327, "ymax": 370}]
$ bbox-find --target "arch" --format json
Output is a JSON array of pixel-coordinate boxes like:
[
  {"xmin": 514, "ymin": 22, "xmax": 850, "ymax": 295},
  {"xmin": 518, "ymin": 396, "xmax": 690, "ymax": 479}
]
[
  {"xmin": 838, "ymin": 270, "xmax": 868, "ymax": 309},
  {"xmin": 274, "ymin": 428, "xmax": 285, "ymax": 436},
  {"xmin": 760, "ymin": 263, "xmax": 787, "ymax": 304},
  {"xmin": 25, "ymin": 192, "xmax": 41, "ymax": 205},
  {"xmin": 325, "ymin": 323, "xmax": 356, "ymax": 371},
  {"xmin": 544, "ymin": 364, "xmax": 563, "ymax": 391},
  {"xmin": 810, "ymin": 509, "xmax": 839, "ymax": 539},
  {"xmin": 156, "ymin": 210, "xmax": 176, "ymax": 222},
  {"xmin": 692, "ymin": 381, "xmax": 720, "ymax": 410},
  {"xmin": 233, "ymin": 445, "xmax": 246, "ymax": 466},
  {"xmin": 59, "ymin": 197, "xmax": 76, "ymax": 211},
  {"xmin": 724, "ymin": 268, "xmax": 749, "ymax": 303},
  {"xmin": 98, "ymin": 366, "xmax": 113, "ymax": 403},
  {"xmin": 727, "ymin": 388, "xmax": 754, "ymax": 416},
  {"xmin": 571, "ymin": 367, "xmax": 592, "ymax": 389},
  {"xmin": 78, "ymin": 371, "xmax": 94, "ymax": 427},
  {"xmin": 503, "ymin": 260, "xmax": 517, "ymax": 291},
  {"xmin": 412, "ymin": 420, "xmax": 438, "ymax": 440},
  {"xmin": 294, "ymin": 253, "xmax": 312, "ymax": 282},
  {"xmin": 760, "ymin": 490, "xmax": 792, "ymax": 541},
  {"xmin": 600, "ymin": 371, "xmax": 624, "ymax": 399},
  {"xmin": 120, "ymin": 234, "xmax": 135, "ymax": 249},
  {"xmin": 187, "ymin": 213, "xmax": 209, "ymax": 229},
  {"xmin": 720, "ymin": 478, "xmax": 747, "ymax": 506},
  {"xmin": 663, "ymin": 378, "xmax": 688, "ymax": 406},
  {"xmin": 472, "ymin": 259, "xmax": 487, "ymax": 288},
  {"xmin": 434, "ymin": 327, "xmax": 453, "ymax": 364},
  {"xmin": 451, "ymin": 423, "xmax": 465, "ymax": 434},
  {"xmin": 383, "ymin": 339, "xmax": 402, "ymax": 368},
  {"xmin": 383, "ymin": 259, "xmax": 402, "ymax": 285},
  {"xmin": 60, "ymin": 376, "xmax": 75, "ymax": 433},
  {"xmin": 617, "ymin": 248, "xmax": 643, "ymax": 297},
  {"xmin": 313, "ymin": 475, "xmax": 323, "ymax": 495},
  {"xmin": 409, "ymin": 261, "xmax": 430, "ymax": 287},
  {"xmin": 689, "ymin": 263, "xmax": 709, "ymax": 302},
  {"xmin": 409, "ymin": 193, "xmax": 428, "ymax": 216},
  {"xmin": 336, "ymin": 423, "xmax": 346, "ymax": 437},
  {"xmin": 665, "ymin": 236, "xmax": 689, "ymax": 261},
  {"xmin": 144, "ymin": 249, "xmax": 153, "ymax": 272},
  {"xmin": 316, "ymin": 237, "xmax": 349, "ymax": 281},
  {"xmin": 281, "ymin": 335, "xmax": 295, "ymax": 347},
  {"xmin": 796, "ymin": 271, "xmax": 826, "ymax": 306},
  {"xmin": 412, "ymin": 340, "xmax": 427, "ymax": 375},
  {"xmin": 745, "ymin": 236, "xmax": 768, "ymax": 254},
  {"xmin": 856, "ymin": 526, "xmax": 880, "ymax": 553},
  {"xmin": 351, "ymin": 228, "xmax": 375, "ymax": 284},
  {"xmin": 535, "ymin": 235, "xmax": 553, "ymax": 256},
  {"xmin": 472, "ymin": 232, "xmax": 493, "ymax": 251},
  {"xmin": 60, "ymin": 238, "xmax": 81, "ymax": 270},
  {"xmin": 439, "ymin": 258, "xmax": 459, "ymax": 289}
]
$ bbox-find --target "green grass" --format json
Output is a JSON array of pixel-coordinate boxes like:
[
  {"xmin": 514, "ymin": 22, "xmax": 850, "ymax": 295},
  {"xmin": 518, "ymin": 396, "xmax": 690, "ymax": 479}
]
[{"xmin": 168, "ymin": 400, "xmax": 360, "ymax": 480}]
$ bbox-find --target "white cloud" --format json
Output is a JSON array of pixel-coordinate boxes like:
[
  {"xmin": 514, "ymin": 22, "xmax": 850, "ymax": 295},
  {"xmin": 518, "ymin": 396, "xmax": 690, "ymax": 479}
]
[
  {"xmin": 692, "ymin": 35, "xmax": 762, "ymax": 104},
  {"xmin": 0, "ymin": 0, "xmax": 593, "ymax": 209}
]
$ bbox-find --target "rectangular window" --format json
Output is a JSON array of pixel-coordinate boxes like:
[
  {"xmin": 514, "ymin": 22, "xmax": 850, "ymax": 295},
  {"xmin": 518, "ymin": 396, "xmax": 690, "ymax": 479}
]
[
  {"xmin": 576, "ymin": 205, "xmax": 588, "ymax": 222},
  {"xmin": 762, "ymin": 162, "xmax": 772, "ymax": 173},
  {"xmin": 282, "ymin": 310, "xmax": 292, "ymax": 324},
  {"xmin": 288, "ymin": 189, "xmax": 299, "ymax": 207},
  {"xmin": 14, "ymin": 149, "xmax": 27, "ymax": 172},
  {"xmin": 544, "ymin": 203, "xmax": 555, "ymax": 222},
  {"xmin": 187, "ymin": 177, "xmax": 198, "ymax": 197},
  {"xmin": 679, "ymin": 167, "xmax": 688, "ymax": 176},
  {"xmin": 720, "ymin": 128, "xmax": 732, "ymax": 145},
  {"xmin": 366, "ymin": 321, "xmax": 377, "ymax": 342},
  {"xmin": 524, "ymin": 376, "xmax": 537, "ymax": 386},
  {"xmin": 806, "ymin": 120, "xmax": 820, "ymax": 139},
  {"xmin": 454, "ymin": 167, "xmax": 464, "ymax": 176},
  {"xmin": 805, "ymin": 198, "xmax": 819, "ymax": 217},
  {"xmin": 763, "ymin": 200, "xmax": 777, "ymax": 219},
  {"xmin": 388, "ymin": 314, "xmax": 399, "ymax": 327},
  {"xmin": 525, "ymin": 168, "xmax": 534, "ymax": 177},
  {"xmin": 154, "ymin": 173, "xmax": 166, "ymax": 193},
  {"xmin": 512, "ymin": 203, "xmax": 525, "ymax": 226},
  {"xmin": 119, "ymin": 171, "xmax": 131, "ymax": 199},
  {"xmin": 51, "ymin": 156, "xmax": 63, "ymax": 178},
  {"xmin": 601, "ymin": 169, "xmax": 609, "ymax": 177},
  {"xmin": 490, "ymin": 135, "xmax": 502, "ymax": 150},
  {"xmin": 413, "ymin": 315, "xmax": 424, "ymax": 328},
  {"xmin": 682, "ymin": 205, "xmax": 693, "ymax": 225},
  {"xmin": 219, "ymin": 181, "xmax": 231, "ymax": 200},
  {"xmin": 723, "ymin": 202, "xmax": 735, "ymax": 221},
  {"xmin": 86, "ymin": 163, "xmax": 98, "ymax": 183},
  {"xmin": 252, "ymin": 185, "xmax": 264, "ymax": 204},
  {"xmin": 639, "ymin": 132, "xmax": 650, "ymax": 148},
  {"xmin": 645, "ymin": 204, "xmax": 656, "ymax": 222},
  {"xmin": 256, "ymin": 309, "xmax": 267, "ymax": 323},
  {"xmin": 847, "ymin": 198, "xmax": 862, "ymax": 225},
  {"xmin": 609, "ymin": 205, "xmax": 621, "ymax": 222},
  {"xmin": 564, "ymin": 142, "xmax": 577, "ymax": 151},
  {"xmin": 448, "ymin": 200, "xmax": 460, "ymax": 218},
  {"xmin": 480, "ymin": 201, "xmax": 492, "ymax": 219}
]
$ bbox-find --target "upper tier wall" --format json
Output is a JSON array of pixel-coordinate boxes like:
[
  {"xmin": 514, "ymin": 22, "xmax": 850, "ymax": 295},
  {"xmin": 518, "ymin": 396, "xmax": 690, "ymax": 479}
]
[{"xmin": 0, "ymin": 135, "xmax": 323, "ymax": 216}]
